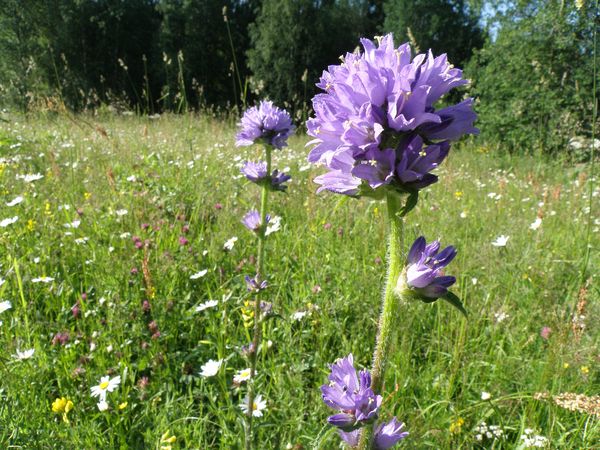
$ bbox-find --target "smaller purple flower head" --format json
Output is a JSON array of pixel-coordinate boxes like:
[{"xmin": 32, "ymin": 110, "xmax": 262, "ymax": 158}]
[
  {"xmin": 245, "ymin": 275, "xmax": 268, "ymax": 292},
  {"xmin": 374, "ymin": 417, "xmax": 409, "ymax": 449},
  {"xmin": 270, "ymin": 169, "xmax": 291, "ymax": 191},
  {"xmin": 241, "ymin": 210, "xmax": 271, "ymax": 233},
  {"xmin": 241, "ymin": 161, "xmax": 268, "ymax": 182},
  {"xmin": 403, "ymin": 236, "xmax": 456, "ymax": 299},
  {"xmin": 241, "ymin": 161, "xmax": 291, "ymax": 191},
  {"xmin": 321, "ymin": 354, "xmax": 382, "ymax": 431},
  {"xmin": 236, "ymin": 100, "xmax": 295, "ymax": 149}
]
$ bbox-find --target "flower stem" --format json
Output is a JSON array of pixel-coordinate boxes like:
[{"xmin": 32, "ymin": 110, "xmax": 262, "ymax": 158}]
[
  {"xmin": 358, "ymin": 192, "xmax": 405, "ymax": 449},
  {"xmin": 245, "ymin": 144, "xmax": 272, "ymax": 450}
]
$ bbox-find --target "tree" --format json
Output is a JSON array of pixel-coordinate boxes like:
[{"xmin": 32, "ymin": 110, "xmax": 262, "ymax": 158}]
[
  {"xmin": 382, "ymin": 0, "xmax": 483, "ymax": 69},
  {"xmin": 468, "ymin": 0, "xmax": 598, "ymax": 154},
  {"xmin": 247, "ymin": 0, "xmax": 371, "ymax": 114}
]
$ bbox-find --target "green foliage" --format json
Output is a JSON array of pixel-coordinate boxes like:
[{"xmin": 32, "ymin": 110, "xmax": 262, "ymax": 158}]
[
  {"xmin": 246, "ymin": 0, "xmax": 373, "ymax": 114},
  {"xmin": 467, "ymin": 0, "xmax": 598, "ymax": 155},
  {"xmin": 382, "ymin": 0, "xmax": 484, "ymax": 68}
]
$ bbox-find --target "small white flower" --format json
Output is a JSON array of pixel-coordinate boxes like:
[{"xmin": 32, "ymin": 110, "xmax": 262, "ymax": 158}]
[
  {"xmin": 494, "ymin": 312, "xmax": 509, "ymax": 323},
  {"xmin": 22, "ymin": 173, "xmax": 44, "ymax": 182},
  {"xmin": 233, "ymin": 368, "xmax": 252, "ymax": 384},
  {"xmin": 223, "ymin": 236, "xmax": 238, "ymax": 251},
  {"xmin": 240, "ymin": 394, "xmax": 267, "ymax": 417},
  {"xmin": 190, "ymin": 269, "xmax": 208, "ymax": 280},
  {"xmin": 13, "ymin": 348, "xmax": 35, "ymax": 360},
  {"xmin": 0, "ymin": 216, "xmax": 18, "ymax": 227},
  {"xmin": 97, "ymin": 400, "xmax": 109, "ymax": 411},
  {"xmin": 195, "ymin": 300, "xmax": 218, "ymax": 312},
  {"xmin": 32, "ymin": 276, "xmax": 55, "ymax": 283},
  {"xmin": 291, "ymin": 311, "xmax": 308, "ymax": 321},
  {"xmin": 265, "ymin": 216, "xmax": 282, "ymax": 236},
  {"xmin": 471, "ymin": 277, "xmax": 478, "ymax": 285},
  {"xmin": 6, "ymin": 196, "xmax": 24, "ymax": 207},
  {"xmin": 529, "ymin": 217, "xmax": 542, "ymax": 230},
  {"xmin": 90, "ymin": 375, "xmax": 121, "ymax": 401},
  {"xmin": 63, "ymin": 220, "xmax": 81, "ymax": 229},
  {"xmin": 115, "ymin": 209, "xmax": 128, "ymax": 216},
  {"xmin": 491, "ymin": 235, "xmax": 509, "ymax": 247},
  {"xmin": 481, "ymin": 391, "xmax": 491, "ymax": 401},
  {"xmin": 200, "ymin": 359, "xmax": 223, "ymax": 377},
  {"xmin": 460, "ymin": 211, "xmax": 468, "ymax": 219},
  {"xmin": 0, "ymin": 300, "xmax": 11, "ymax": 314},
  {"xmin": 126, "ymin": 175, "xmax": 137, "ymax": 182}
]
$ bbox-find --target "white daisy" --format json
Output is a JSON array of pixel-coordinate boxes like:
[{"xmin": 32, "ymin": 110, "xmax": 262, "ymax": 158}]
[
  {"xmin": 240, "ymin": 394, "xmax": 267, "ymax": 417},
  {"xmin": 13, "ymin": 348, "xmax": 35, "ymax": 360},
  {"xmin": 233, "ymin": 368, "xmax": 252, "ymax": 384},
  {"xmin": 0, "ymin": 216, "xmax": 18, "ymax": 227},
  {"xmin": 195, "ymin": 300, "xmax": 218, "ymax": 312},
  {"xmin": 32, "ymin": 276, "xmax": 55, "ymax": 283},
  {"xmin": 22, "ymin": 173, "xmax": 44, "ymax": 182},
  {"xmin": 90, "ymin": 375, "xmax": 121, "ymax": 401},
  {"xmin": 6, "ymin": 196, "xmax": 24, "ymax": 207},
  {"xmin": 223, "ymin": 236, "xmax": 238, "ymax": 251},
  {"xmin": 200, "ymin": 359, "xmax": 223, "ymax": 377},
  {"xmin": 190, "ymin": 269, "xmax": 208, "ymax": 280},
  {"xmin": 491, "ymin": 235, "xmax": 509, "ymax": 247},
  {"xmin": 529, "ymin": 218, "xmax": 542, "ymax": 230},
  {"xmin": 0, "ymin": 300, "xmax": 12, "ymax": 314},
  {"xmin": 97, "ymin": 400, "xmax": 109, "ymax": 411},
  {"xmin": 265, "ymin": 216, "xmax": 282, "ymax": 236},
  {"xmin": 115, "ymin": 209, "xmax": 128, "ymax": 216}
]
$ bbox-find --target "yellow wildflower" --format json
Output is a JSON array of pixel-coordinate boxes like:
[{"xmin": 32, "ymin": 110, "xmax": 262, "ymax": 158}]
[
  {"xmin": 449, "ymin": 417, "xmax": 464, "ymax": 434},
  {"xmin": 27, "ymin": 219, "xmax": 36, "ymax": 231},
  {"xmin": 51, "ymin": 397, "xmax": 74, "ymax": 423},
  {"xmin": 454, "ymin": 191, "xmax": 463, "ymax": 200},
  {"xmin": 160, "ymin": 430, "xmax": 177, "ymax": 448},
  {"xmin": 580, "ymin": 366, "xmax": 589, "ymax": 375},
  {"xmin": 118, "ymin": 402, "xmax": 128, "ymax": 410},
  {"xmin": 84, "ymin": 192, "xmax": 92, "ymax": 200}
]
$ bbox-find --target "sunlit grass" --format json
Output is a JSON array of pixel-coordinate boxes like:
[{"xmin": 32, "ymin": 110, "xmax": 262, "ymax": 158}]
[{"xmin": 0, "ymin": 113, "xmax": 598, "ymax": 449}]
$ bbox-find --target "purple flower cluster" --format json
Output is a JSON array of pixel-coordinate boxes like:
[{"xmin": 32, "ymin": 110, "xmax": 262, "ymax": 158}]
[
  {"xmin": 307, "ymin": 34, "xmax": 478, "ymax": 196},
  {"xmin": 241, "ymin": 161, "xmax": 291, "ymax": 191},
  {"xmin": 236, "ymin": 100, "xmax": 295, "ymax": 149},
  {"xmin": 321, "ymin": 354, "xmax": 408, "ymax": 448},
  {"xmin": 405, "ymin": 236, "xmax": 456, "ymax": 299}
]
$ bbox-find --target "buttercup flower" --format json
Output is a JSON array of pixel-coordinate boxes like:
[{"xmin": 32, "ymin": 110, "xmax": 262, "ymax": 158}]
[
  {"xmin": 401, "ymin": 236, "xmax": 456, "ymax": 299},
  {"xmin": 321, "ymin": 354, "xmax": 382, "ymax": 430},
  {"xmin": 307, "ymin": 33, "xmax": 477, "ymax": 197},
  {"xmin": 52, "ymin": 397, "xmax": 74, "ymax": 423},
  {"xmin": 236, "ymin": 100, "xmax": 295, "ymax": 149}
]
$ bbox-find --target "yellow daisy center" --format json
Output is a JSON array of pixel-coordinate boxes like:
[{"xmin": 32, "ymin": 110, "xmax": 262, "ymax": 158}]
[{"xmin": 100, "ymin": 381, "xmax": 110, "ymax": 390}]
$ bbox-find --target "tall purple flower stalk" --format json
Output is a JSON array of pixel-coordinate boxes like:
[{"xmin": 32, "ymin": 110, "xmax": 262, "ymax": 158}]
[
  {"xmin": 321, "ymin": 355, "xmax": 408, "ymax": 448},
  {"xmin": 308, "ymin": 33, "xmax": 471, "ymax": 449},
  {"xmin": 236, "ymin": 101, "xmax": 294, "ymax": 450}
]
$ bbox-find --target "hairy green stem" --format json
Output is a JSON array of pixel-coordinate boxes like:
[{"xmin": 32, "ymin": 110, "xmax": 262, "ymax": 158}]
[
  {"xmin": 358, "ymin": 192, "xmax": 405, "ymax": 449},
  {"xmin": 245, "ymin": 145, "xmax": 272, "ymax": 450}
]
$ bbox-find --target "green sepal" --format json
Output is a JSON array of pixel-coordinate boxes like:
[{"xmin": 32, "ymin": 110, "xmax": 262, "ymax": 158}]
[
  {"xmin": 398, "ymin": 189, "xmax": 419, "ymax": 217},
  {"xmin": 441, "ymin": 291, "xmax": 468, "ymax": 318}
]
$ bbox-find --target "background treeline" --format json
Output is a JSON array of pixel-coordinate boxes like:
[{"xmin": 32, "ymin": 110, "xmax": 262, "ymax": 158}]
[{"xmin": 0, "ymin": 0, "xmax": 597, "ymax": 154}]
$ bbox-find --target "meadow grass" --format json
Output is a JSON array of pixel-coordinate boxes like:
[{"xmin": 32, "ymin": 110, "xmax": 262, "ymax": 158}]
[{"xmin": 0, "ymin": 112, "xmax": 598, "ymax": 449}]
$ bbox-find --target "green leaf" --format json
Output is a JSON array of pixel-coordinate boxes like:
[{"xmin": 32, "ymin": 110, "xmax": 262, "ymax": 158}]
[
  {"xmin": 442, "ymin": 291, "xmax": 468, "ymax": 318},
  {"xmin": 399, "ymin": 190, "xmax": 419, "ymax": 217}
]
